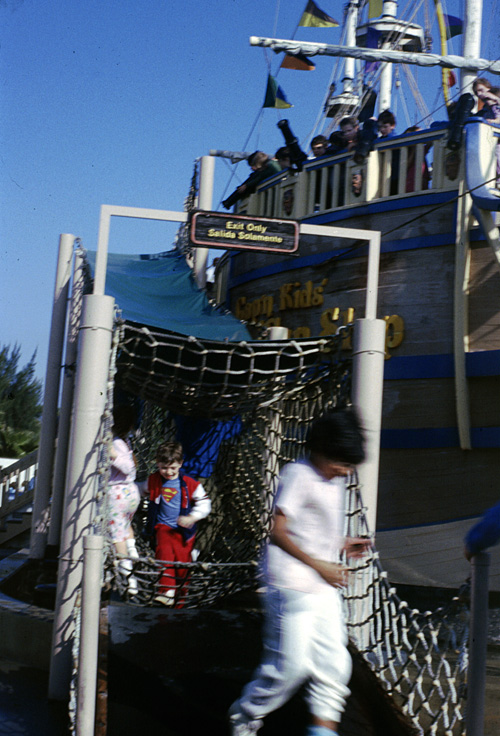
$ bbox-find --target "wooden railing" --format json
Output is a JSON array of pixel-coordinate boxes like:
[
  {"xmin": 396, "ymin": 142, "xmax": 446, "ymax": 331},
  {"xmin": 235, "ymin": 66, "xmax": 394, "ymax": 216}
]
[
  {"xmin": 0, "ymin": 450, "xmax": 38, "ymax": 526},
  {"xmin": 235, "ymin": 124, "xmax": 471, "ymax": 221}
]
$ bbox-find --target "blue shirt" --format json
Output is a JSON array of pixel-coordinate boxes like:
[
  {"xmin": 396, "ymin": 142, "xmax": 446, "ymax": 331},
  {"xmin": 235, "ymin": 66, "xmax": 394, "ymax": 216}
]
[{"xmin": 156, "ymin": 477, "xmax": 182, "ymax": 528}]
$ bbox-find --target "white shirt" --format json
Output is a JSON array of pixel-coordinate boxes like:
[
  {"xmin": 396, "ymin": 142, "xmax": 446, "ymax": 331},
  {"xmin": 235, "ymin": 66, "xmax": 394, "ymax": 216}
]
[{"xmin": 265, "ymin": 460, "xmax": 346, "ymax": 593}]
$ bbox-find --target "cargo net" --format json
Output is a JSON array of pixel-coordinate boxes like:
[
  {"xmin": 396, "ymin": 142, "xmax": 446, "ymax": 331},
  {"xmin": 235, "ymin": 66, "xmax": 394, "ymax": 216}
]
[{"xmin": 91, "ymin": 320, "xmax": 468, "ymax": 736}]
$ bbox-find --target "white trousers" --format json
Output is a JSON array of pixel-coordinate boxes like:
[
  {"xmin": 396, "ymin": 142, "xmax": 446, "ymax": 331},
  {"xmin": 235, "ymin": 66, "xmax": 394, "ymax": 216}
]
[{"xmin": 235, "ymin": 585, "xmax": 351, "ymax": 729}]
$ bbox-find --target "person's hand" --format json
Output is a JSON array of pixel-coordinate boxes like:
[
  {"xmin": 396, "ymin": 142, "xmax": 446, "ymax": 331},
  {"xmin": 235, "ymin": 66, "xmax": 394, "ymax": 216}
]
[
  {"xmin": 177, "ymin": 514, "xmax": 196, "ymax": 529},
  {"xmin": 344, "ymin": 537, "xmax": 372, "ymax": 559},
  {"xmin": 313, "ymin": 560, "xmax": 350, "ymax": 588}
]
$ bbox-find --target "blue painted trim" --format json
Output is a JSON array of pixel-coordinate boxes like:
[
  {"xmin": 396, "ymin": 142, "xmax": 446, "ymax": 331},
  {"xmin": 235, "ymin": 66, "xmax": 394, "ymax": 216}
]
[
  {"xmin": 228, "ymin": 230, "xmax": 459, "ymax": 288},
  {"xmin": 381, "ymin": 426, "xmax": 500, "ymax": 449},
  {"xmin": 384, "ymin": 351, "xmax": 500, "ymax": 379},
  {"xmin": 302, "ymin": 190, "xmax": 458, "ymax": 225}
]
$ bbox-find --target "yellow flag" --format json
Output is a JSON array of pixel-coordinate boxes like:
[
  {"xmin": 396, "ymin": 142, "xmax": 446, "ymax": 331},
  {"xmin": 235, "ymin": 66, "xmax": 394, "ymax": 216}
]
[{"xmin": 368, "ymin": 0, "xmax": 383, "ymax": 19}]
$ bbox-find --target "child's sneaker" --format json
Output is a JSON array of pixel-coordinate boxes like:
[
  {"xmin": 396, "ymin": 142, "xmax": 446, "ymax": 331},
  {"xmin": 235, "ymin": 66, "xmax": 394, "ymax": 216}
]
[
  {"xmin": 154, "ymin": 589, "xmax": 175, "ymax": 607},
  {"xmin": 228, "ymin": 704, "xmax": 260, "ymax": 736}
]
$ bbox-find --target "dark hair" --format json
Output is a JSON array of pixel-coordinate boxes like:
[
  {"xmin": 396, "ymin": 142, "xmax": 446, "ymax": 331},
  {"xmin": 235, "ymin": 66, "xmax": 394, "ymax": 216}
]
[
  {"xmin": 156, "ymin": 441, "xmax": 184, "ymax": 465},
  {"xmin": 311, "ymin": 135, "xmax": 327, "ymax": 146},
  {"xmin": 378, "ymin": 109, "xmax": 396, "ymax": 126},
  {"xmin": 112, "ymin": 405, "xmax": 136, "ymax": 439},
  {"xmin": 328, "ymin": 131, "xmax": 345, "ymax": 146},
  {"xmin": 275, "ymin": 146, "xmax": 290, "ymax": 160},
  {"xmin": 340, "ymin": 116, "xmax": 359, "ymax": 128},
  {"xmin": 306, "ymin": 408, "xmax": 365, "ymax": 465}
]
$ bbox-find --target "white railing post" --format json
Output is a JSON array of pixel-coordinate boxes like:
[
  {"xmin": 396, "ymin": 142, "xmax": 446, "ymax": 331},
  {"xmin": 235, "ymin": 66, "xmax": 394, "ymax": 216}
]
[
  {"xmin": 30, "ymin": 234, "xmax": 75, "ymax": 560},
  {"xmin": 76, "ymin": 535, "xmax": 104, "ymax": 736},
  {"xmin": 352, "ymin": 230, "xmax": 385, "ymax": 536},
  {"xmin": 351, "ymin": 319, "xmax": 386, "ymax": 536},
  {"xmin": 49, "ymin": 293, "xmax": 115, "ymax": 700},
  {"xmin": 193, "ymin": 155, "xmax": 215, "ymax": 289},
  {"xmin": 47, "ymin": 248, "xmax": 86, "ymax": 549},
  {"xmin": 466, "ymin": 550, "xmax": 490, "ymax": 736}
]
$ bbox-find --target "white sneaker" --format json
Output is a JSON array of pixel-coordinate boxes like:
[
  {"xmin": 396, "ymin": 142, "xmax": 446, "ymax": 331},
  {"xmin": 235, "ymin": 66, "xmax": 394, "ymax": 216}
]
[
  {"xmin": 228, "ymin": 705, "xmax": 260, "ymax": 736},
  {"xmin": 154, "ymin": 589, "xmax": 175, "ymax": 606}
]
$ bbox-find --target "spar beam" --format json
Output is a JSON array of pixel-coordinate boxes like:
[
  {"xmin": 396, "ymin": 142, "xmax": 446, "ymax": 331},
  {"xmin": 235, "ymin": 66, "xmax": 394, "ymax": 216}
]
[{"xmin": 249, "ymin": 36, "xmax": 500, "ymax": 76}]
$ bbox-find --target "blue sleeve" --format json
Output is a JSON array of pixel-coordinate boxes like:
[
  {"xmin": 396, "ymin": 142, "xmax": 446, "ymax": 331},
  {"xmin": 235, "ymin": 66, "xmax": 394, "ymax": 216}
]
[{"xmin": 465, "ymin": 501, "xmax": 500, "ymax": 555}]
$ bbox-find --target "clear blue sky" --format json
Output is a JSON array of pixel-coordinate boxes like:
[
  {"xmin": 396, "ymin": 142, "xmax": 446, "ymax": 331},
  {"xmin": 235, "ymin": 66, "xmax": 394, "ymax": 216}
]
[{"xmin": 1, "ymin": 0, "xmax": 498, "ymax": 383}]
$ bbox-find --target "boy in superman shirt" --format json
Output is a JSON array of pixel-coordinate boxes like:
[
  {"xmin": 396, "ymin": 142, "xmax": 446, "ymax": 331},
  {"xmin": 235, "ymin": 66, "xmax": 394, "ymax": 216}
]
[{"xmin": 147, "ymin": 441, "xmax": 211, "ymax": 606}]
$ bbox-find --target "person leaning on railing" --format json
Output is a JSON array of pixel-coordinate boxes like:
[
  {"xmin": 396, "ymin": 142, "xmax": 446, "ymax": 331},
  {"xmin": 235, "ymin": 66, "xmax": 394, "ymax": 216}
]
[{"xmin": 222, "ymin": 151, "xmax": 281, "ymax": 209}]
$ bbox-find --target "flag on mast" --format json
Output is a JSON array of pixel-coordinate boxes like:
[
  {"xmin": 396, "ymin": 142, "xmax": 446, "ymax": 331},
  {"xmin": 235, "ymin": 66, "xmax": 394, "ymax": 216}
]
[
  {"xmin": 263, "ymin": 75, "xmax": 293, "ymax": 108},
  {"xmin": 299, "ymin": 1, "xmax": 338, "ymax": 28},
  {"xmin": 368, "ymin": 0, "xmax": 383, "ymax": 19},
  {"xmin": 443, "ymin": 14, "xmax": 463, "ymax": 39},
  {"xmin": 281, "ymin": 52, "xmax": 316, "ymax": 71}
]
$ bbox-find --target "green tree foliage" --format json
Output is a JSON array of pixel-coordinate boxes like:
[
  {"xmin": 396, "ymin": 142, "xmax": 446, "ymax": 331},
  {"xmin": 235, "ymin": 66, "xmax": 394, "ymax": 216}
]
[{"xmin": 0, "ymin": 345, "xmax": 42, "ymax": 458}]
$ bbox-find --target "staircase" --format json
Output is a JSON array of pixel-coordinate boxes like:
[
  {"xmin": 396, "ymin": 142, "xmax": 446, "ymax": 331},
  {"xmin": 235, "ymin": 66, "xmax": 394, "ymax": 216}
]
[{"xmin": 0, "ymin": 450, "xmax": 37, "ymax": 547}]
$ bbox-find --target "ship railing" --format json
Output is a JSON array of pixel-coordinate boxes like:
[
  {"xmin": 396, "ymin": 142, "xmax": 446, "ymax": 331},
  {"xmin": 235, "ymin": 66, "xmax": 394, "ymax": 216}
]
[
  {"xmin": 236, "ymin": 124, "xmax": 480, "ymax": 220},
  {"xmin": 0, "ymin": 450, "xmax": 38, "ymax": 529}
]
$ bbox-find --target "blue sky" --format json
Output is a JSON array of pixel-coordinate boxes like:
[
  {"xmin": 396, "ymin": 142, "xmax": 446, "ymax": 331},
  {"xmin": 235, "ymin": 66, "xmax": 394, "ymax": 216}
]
[{"xmin": 1, "ymin": 0, "xmax": 498, "ymax": 383}]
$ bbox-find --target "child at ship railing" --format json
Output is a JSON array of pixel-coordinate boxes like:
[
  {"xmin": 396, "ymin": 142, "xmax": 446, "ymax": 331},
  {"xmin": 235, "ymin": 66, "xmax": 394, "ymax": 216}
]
[
  {"xmin": 473, "ymin": 77, "xmax": 500, "ymax": 122},
  {"xmin": 473, "ymin": 77, "xmax": 500, "ymax": 187},
  {"xmin": 146, "ymin": 441, "xmax": 211, "ymax": 607},
  {"xmin": 228, "ymin": 408, "xmax": 372, "ymax": 736}
]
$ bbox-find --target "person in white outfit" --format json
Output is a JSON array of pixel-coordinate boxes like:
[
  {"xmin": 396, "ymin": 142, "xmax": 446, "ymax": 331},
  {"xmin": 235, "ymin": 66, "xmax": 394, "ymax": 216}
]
[
  {"xmin": 108, "ymin": 405, "xmax": 141, "ymax": 596},
  {"xmin": 229, "ymin": 409, "xmax": 371, "ymax": 736}
]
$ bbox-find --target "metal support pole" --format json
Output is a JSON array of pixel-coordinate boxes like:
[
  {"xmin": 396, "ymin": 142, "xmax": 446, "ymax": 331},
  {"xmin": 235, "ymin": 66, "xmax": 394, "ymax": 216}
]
[
  {"xmin": 461, "ymin": 0, "xmax": 483, "ymax": 93},
  {"xmin": 351, "ymin": 318, "xmax": 386, "ymax": 536},
  {"xmin": 76, "ymin": 535, "xmax": 104, "ymax": 736},
  {"xmin": 48, "ymin": 248, "xmax": 86, "ymax": 548},
  {"xmin": 30, "ymin": 234, "xmax": 75, "ymax": 559},
  {"xmin": 378, "ymin": 1, "xmax": 398, "ymax": 113},
  {"xmin": 193, "ymin": 155, "xmax": 215, "ymax": 289},
  {"xmin": 49, "ymin": 294, "xmax": 115, "ymax": 700},
  {"xmin": 466, "ymin": 551, "xmax": 490, "ymax": 736}
]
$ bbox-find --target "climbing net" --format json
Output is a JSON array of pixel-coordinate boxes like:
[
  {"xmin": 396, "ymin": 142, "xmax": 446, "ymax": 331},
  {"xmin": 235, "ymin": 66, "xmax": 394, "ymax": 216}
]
[{"xmin": 83, "ymin": 316, "xmax": 469, "ymax": 735}]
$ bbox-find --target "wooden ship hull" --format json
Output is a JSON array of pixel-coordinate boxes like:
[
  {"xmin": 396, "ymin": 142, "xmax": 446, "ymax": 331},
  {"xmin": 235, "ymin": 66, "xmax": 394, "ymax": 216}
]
[{"xmin": 216, "ymin": 119, "xmax": 500, "ymax": 592}]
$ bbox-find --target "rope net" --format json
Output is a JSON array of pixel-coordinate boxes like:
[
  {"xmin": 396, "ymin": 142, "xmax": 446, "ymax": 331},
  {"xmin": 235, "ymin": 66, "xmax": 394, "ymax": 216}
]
[{"xmin": 85, "ymin": 316, "xmax": 469, "ymax": 735}]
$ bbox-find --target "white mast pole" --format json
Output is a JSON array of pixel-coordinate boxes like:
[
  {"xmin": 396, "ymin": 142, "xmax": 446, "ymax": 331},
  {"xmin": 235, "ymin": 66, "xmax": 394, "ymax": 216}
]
[
  {"xmin": 193, "ymin": 155, "xmax": 215, "ymax": 289},
  {"xmin": 30, "ymin": 233, "xmax": 74, "ymax": 559},
  {"xmin": 461, "ymin": 0, "xmax": 483, "ymax": 93},
  {"xmin": 343, "ymin": 0, "xmax": 359, "ymax": 94},
  {"xmin": 378, "ymin": 0, "xmax": 398, "ymax": 112}
]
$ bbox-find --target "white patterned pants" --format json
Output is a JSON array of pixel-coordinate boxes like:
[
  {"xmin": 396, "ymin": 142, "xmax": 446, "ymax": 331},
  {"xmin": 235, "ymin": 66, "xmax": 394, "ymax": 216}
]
[{"xmin": 234, "ymin": 585, "xmax": 351, "ymax": 730}]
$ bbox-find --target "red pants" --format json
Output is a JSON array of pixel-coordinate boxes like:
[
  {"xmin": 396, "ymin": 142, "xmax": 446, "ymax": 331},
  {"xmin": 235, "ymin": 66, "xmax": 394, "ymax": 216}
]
[{"xmin": 155, "ymin": 524, "xmax": 195, "ymax": 606}]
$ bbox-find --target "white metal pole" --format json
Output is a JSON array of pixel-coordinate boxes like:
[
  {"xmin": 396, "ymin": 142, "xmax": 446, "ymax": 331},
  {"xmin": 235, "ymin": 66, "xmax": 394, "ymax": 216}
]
[
  {"xmin": 351, "ymin": 318, "xmax": 386, "ymax": 536},
  {"xmin": 30, "ymin": 234, "xmax": 75, "ymax": 560},
  {"xmin": 351, "ymin": 230, "xmax": 385, "ymax": 535},
  {"xmin": 49, "ymin": 294, "xmax": 115, "ymax": 700},
  {"xmin": 466, "ymin": 550, "xmax": 490, "ymax": 736},
  {"xmin": 193, "ymin": 155, "xmax": 215, "ymax": 289},
  {"xmin": 76, "ymin": 535, "xmax": 104, "ymax": 736},
  {"xmin": 343, "ymin": 0, "xmax": 359, "ymax": 94},
  {"xmin": 378, "ymin": 0, "xmax": 398, "ymax": 113},
  {"xmin": 461, "ymin": 0, "xmax": 483, "ymax": 94},
  {"xmin": 47, "ymin": 248, "xmax": 86, "ymax": 549}
]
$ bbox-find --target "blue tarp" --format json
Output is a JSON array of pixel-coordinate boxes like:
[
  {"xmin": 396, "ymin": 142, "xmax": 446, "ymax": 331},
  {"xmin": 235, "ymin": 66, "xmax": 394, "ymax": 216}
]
[{"xmin": 84, "ymin": 249, "xmax": 250, "ymax": 341}]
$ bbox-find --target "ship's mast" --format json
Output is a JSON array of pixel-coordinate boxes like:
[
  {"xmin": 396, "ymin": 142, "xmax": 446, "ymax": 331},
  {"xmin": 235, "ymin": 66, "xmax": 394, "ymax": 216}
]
[
  {"xmin": 379, "ymin": 0, "xmax": 398, "ymax": 112},
  {"xmin": 461, "ymin": 0, "xmax": 483, "ymax": 92},
  {"xmin": 325, "ymin": 0, "xmax": 360, "ymax": 118}
]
